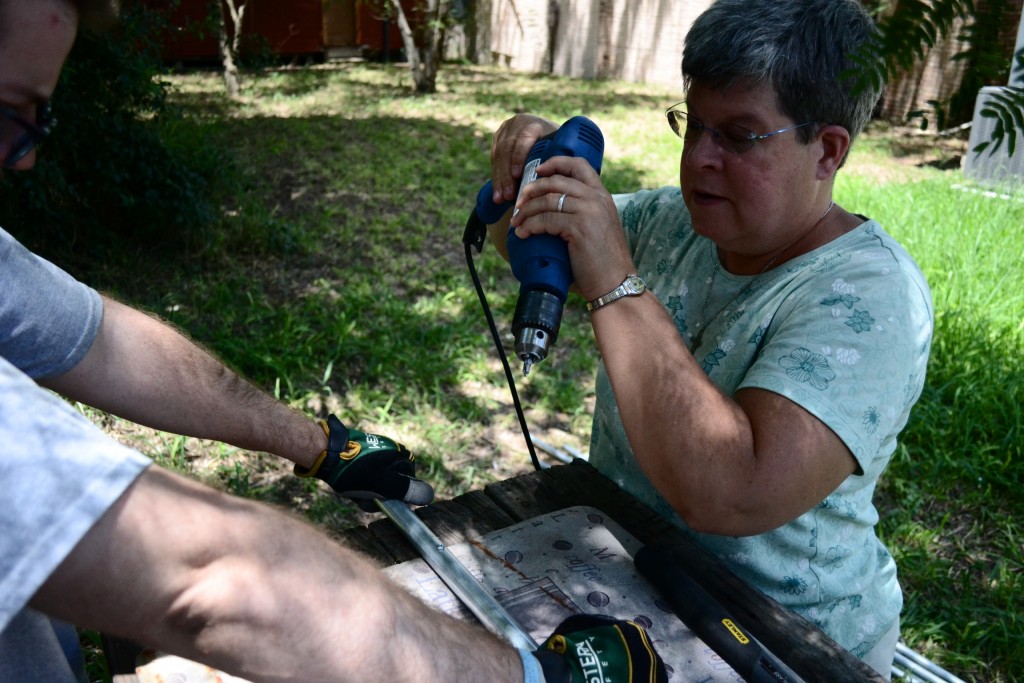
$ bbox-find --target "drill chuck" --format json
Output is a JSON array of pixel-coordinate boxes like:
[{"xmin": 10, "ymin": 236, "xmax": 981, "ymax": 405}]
[{"xmin": 512, "ymin": 289, "xmax": 564, "ymax": 375}]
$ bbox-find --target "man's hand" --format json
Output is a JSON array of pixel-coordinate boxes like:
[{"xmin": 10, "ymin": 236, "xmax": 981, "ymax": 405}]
[
  {"xmin": 533, "ymin": 614, "xmax": 668, "ymax": 683},
  {"xmin": 294, "ymin": 415, "xmax": 434, "ymax": 511}
]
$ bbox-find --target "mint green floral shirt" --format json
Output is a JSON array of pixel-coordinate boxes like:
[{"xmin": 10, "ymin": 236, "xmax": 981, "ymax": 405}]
[{"xmin": 591, "ymin": 187, "xmax": 933, "ymax": 657}]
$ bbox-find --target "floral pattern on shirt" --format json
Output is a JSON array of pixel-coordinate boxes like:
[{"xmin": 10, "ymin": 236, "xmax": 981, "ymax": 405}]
[{"xmin": 589, "ymin": 187, "xmax": 934, "ymax": 655}]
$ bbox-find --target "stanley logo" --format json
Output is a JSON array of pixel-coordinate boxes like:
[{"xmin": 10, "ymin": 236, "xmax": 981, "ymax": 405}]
[{"xmin": 722, "ymin": 618, "xmax": 750, "ymax": 645}]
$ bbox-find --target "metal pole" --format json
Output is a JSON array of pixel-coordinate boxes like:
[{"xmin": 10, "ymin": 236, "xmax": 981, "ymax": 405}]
[
  {"xmin": 375, "ymin": 499, "xmax": 538, "ymax": 651},
  {"xmin": 893, "ymin": 643, "xmax": 968, "ymax": 683}
]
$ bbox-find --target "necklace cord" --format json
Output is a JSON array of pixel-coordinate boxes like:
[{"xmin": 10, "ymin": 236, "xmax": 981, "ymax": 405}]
[{"xmin": 689, "ymin": 199, "xmax": 834, "ymax": 353}]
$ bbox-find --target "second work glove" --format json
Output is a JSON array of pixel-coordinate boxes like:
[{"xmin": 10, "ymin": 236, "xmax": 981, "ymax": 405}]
[
  {"xmin": 533, "ymin": 614, "xmax": 669, "ymax": 683},
  {"xmin": 294, "ymin": 415, "xmax": 434, "ymax": 511}
]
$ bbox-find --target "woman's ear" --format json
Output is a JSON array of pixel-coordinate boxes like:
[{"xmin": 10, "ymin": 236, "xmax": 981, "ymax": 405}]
[{"xmin": 816, "ymin": 124, "xmax": 852, "ymax": 179}]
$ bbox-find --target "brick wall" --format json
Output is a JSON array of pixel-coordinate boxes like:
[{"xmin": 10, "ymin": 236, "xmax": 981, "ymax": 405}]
[{"xmin": 880, "ymin": 23, "xmax": 971, "ymax": 122}]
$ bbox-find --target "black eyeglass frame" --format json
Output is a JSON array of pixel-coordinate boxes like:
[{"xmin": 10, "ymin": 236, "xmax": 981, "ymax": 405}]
[
  {"xmin": 665, "ymin": 103, "xmax": 815, "ymax": 155},
  {"xmin": 2, "ymin": 102, "xmax": 56, "ymax": 169}
]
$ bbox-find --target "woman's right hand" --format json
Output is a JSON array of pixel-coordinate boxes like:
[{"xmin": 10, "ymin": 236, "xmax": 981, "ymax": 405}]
[{"xmin": 489, "ymin": 114, "xmax": 559, "ymax": 204}]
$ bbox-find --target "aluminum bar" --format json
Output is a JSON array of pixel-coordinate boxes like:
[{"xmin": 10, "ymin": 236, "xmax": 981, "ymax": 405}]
[
  {"xmin": 375, "ymin": 498, "xmax": 538, "ymax": 651},
  {"xmin": 894, "ymin": 644, "xmax": 967, "ymax": 683}
]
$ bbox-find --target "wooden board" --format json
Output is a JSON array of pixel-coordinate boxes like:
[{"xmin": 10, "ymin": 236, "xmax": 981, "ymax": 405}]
[{"xmin": 105, "ymin": 460, "xmax": 885, "ymax": 682}]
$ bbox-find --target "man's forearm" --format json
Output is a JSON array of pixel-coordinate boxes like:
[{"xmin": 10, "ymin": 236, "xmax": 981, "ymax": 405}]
[
  {"xmin": 32, "ymin": 467, "xmax": 522, "ymax": 683},
  {"xmin": 41, "ymin": 296, "xmax": 325, "ymax": 468}
]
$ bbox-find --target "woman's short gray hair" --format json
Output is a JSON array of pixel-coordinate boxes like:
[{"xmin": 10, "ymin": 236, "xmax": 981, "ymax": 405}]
[{"xmin": 681, "ymin": 0, "xmax": 882, "ymax": 145}]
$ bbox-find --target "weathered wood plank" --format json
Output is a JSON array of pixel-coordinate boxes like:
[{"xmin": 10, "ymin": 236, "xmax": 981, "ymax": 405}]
[
  {"xmin": 484, "ymin": 461, "xmax": 885, "ymax": 683},
  {"xmin": 413, "ymin": 490, "xmax": 518, "ymax": 546},
  {"xmin": 655, "ymin": 541, "xmax": 884, "ymax": 682},
  {"xmin": 363, "ymin": 515, "xmax": 420, "ymax": 563},
  {"xmin": 102, "ymin": 461, "xmax": 884, "ymax": 682},
  {"xmin": 356, "ymin": 492, "xmax": 519, "ymax": 563},
  {"xmin": 336, "ymin": 524, "xmax": 400, "ymax": 566}
]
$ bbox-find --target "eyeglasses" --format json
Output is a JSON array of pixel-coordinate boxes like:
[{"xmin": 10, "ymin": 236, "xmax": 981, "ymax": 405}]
[
  {"xmin": 666, "ymin": 103, "xmax": 814, "ymax": 155},
  {"xmin": 2, "ymin": 102, "xmax": 56, "ymax": 169}
]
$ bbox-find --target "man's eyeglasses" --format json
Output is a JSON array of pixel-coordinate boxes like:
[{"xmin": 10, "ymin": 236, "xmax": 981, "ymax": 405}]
[
  {"xmin": 666, "ymin": 103, "xmax": 814, "ymax": 155},
  {"xmin": 2, "ymin": 103, "xmax": 56, "ymax": 169}
]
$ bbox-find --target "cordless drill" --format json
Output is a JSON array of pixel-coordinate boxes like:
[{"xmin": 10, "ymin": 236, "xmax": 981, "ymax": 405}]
[{"xmin": 475, "ymin": 116, "xmax": 605, "ymax": 375}]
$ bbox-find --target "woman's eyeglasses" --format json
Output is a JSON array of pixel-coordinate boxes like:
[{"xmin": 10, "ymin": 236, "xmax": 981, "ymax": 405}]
[
  {"xmin": 2, "ymin": 102, "xmax": 56, "ymax": 169},
  {"xmin": 666, "ymin": 103, "xmax": 813, "ymax": 155}
]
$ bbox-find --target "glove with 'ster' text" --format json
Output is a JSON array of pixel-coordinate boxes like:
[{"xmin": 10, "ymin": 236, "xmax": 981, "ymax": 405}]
[
  {"xmin": 533, "ymin": 614, "xmax": 669, "ymax": 683},
  {"xmin": 294, "ymin": 415, "xmax": 434, "ymax": 511}
]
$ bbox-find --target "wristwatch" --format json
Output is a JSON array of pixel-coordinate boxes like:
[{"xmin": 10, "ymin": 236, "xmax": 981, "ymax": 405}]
[{"xmin": 586, "ymin": 274, "xmax": 647, "ymax": 312}]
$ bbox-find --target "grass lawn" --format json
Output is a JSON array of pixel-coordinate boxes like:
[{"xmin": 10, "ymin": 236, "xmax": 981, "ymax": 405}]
[{"xmin": 58, "ymin": 63, "xmax": 1021, "ymax": 681}]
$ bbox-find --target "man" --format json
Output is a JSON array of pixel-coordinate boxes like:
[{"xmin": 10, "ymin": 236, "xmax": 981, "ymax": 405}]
[{"xmin": 0, "ymin": 1, "xmax": 666, "ymax": 681}]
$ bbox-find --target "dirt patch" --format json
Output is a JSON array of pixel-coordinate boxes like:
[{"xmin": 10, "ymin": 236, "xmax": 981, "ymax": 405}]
[{"xmin": 847, "ymin": 123, "xmax": 970, "ymax": 183}]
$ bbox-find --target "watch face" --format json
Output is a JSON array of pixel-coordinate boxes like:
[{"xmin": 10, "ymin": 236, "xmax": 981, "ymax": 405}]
[{"xmin": 625, "ymin": 275, "xmax": 646, "ymax": 295}]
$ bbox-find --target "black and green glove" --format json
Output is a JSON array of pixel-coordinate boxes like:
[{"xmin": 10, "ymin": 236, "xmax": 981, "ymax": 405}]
[
  {"xmin": 533, "ymin": 614, "xmax": 669, "ymax": 683},
  {"xmin": 294, "ymin": 415, "xmax": 434, "ymax": 511}
]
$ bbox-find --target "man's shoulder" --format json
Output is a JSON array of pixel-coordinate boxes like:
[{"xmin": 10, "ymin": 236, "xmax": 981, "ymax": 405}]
[{"xmin": 0, "ymin": 228, "xmax": 104, "ymax": 378}]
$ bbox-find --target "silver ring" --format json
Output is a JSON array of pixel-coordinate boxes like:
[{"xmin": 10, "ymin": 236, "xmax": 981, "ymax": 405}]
[{"xmin": 557, "ymin": 193, "xmax": 567, "ymax": 213}]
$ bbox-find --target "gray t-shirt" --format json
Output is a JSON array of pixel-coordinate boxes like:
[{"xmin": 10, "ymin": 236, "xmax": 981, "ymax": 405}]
[
  {"xmin": 0, "ymin": 228, "xmax": 151, "ymax": 681},
  {"xmin": 0, "ymin": 229, "xmax": 104, "ymax": 379},
  {"xmin": 591, "ymin": 187, "xmax": 933, "ymax": 657}
]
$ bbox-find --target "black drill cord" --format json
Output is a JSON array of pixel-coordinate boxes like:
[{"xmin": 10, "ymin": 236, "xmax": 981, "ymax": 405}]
[{"xmin": 463, "ymin": 213, "xmax": 542, "ymax": 472}]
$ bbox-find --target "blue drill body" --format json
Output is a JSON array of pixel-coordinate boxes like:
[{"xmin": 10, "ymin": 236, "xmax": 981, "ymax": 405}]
[{"xmin": 475, "ymin": 116, "xmax": 605, "ymax": 374}]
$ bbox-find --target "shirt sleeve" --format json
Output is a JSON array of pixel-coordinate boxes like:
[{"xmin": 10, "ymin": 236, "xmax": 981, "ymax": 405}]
[
  {"xmin": 740, "ymin": 230, "xmax": 933, "ymax": 473},
  {"xmin": 0, "ymin": 228, "xmax": 104, "ymax": 378},
  {"xmin": 0, "ymin": 357, "xmax": 151, "ymax": 632}
]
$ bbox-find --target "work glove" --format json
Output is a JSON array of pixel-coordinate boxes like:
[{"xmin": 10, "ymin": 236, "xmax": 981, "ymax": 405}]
[
  {"xmin": 532, "ymin": 614, "xmax": 669, "ymax": 683},
  {"xmin": 293, "ymin": 415, "xmax": 434, "ymax": 511}
]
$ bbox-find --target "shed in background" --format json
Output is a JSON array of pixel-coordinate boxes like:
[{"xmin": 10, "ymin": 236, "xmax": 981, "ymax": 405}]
[{"xmin": 145, "ymin": 0, "xmax": 416, "ymax": 63}]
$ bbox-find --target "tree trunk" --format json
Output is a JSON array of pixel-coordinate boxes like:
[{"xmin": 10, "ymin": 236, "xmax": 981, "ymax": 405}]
[
  {"xmin": 217, "ymin": 0, "xmax": 248, "ymax": 97},
  {"xmin": 218, "ymin": 27, "xmax": 241, "ymax": 96},
  {"xmin": 388, "ymin": 0, "xmax": 452, "ymax": 94},
  {"xmin": 388, "ymin": 0, "xmax": 423, "ymax": 88}
]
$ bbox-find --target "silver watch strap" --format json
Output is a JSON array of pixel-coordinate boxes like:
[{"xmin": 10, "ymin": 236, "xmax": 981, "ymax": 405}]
[{"xmin": 586, "ymin": 274, "xmax": 644, "ymax": 312}]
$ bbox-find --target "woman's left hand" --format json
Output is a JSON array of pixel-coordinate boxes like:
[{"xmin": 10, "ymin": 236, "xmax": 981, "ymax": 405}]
[{"xmin": 509, "ymin": 156, "xmax": 636, "ymax": 301}]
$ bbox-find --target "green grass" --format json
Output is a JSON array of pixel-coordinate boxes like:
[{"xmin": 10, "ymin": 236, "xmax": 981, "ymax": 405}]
[
  {"xmin": 834, "ymin": 173, "xmax": 1024, "ymax": 680},
  {"xmin": 47, "ymin": 63, "xmax": 1021, "ymax": 681}
]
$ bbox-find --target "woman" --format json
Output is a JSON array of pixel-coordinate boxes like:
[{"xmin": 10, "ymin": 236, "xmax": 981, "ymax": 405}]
[{"xmin": 488, "ymin": 0, "xmax": 933, "ymax": 675}]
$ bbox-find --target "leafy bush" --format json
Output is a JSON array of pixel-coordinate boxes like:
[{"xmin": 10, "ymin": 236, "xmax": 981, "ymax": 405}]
[{"xmin": 0, "ymin": 4, "xmax": 222, "ymax": 261}]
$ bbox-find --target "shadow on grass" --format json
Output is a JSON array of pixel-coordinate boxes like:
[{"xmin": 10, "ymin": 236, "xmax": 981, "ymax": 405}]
[{"xmin": 28, "ymin": 109, "xmax": 659, "ymax": 486}]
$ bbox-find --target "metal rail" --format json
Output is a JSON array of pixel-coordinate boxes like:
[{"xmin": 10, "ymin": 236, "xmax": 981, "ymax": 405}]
[
  {"xmin": 892, "ymin": 643, "xmax": 968, "ymax": 683},
  {"xmin": 375, "ymin": 499, "xmax": 538, "ymax": 651}
]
